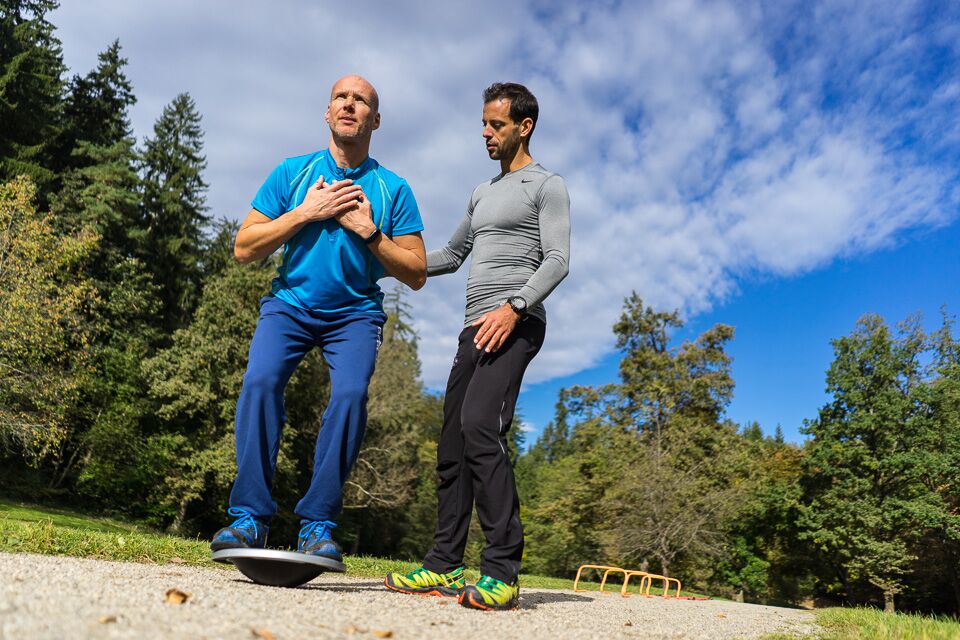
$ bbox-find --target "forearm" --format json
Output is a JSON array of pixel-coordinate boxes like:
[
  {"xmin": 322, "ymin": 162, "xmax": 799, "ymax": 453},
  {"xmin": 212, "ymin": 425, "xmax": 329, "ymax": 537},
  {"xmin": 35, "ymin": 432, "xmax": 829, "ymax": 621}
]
[
  {"xmin": 369, "ymin": 233, "xmax": 427, "ymax": 290},
  {"xmin": 426, "ymin": 247, "xmax": 464, "ymax": 276},
  {"xmin": 234, "ymin": 207, "xmax": 309, "ymax": 263},
  {"xmin": 426, "ymin": 213, "xmax": 473, "ymax": 277},
  {"xmin": 516, "ymin": 176, "xmax": 571, "ymax": 306},
  {"xmin": 516, "ymin": 253, "xmax": 569, "ymax": 308}
]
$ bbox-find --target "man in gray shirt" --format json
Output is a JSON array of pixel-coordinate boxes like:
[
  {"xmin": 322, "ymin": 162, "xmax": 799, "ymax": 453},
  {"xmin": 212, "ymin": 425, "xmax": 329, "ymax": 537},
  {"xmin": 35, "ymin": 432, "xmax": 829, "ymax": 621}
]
[{"xmin": 385, "ymin": 82, "xmax": 570, "ymax": 610}]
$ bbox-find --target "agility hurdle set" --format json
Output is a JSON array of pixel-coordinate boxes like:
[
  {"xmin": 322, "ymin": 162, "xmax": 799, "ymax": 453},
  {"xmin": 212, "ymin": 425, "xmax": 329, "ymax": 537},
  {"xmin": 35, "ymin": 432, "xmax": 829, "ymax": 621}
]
[{"xmin": 573, "ymin": 564, "xmax": 683, "ymax": 598}]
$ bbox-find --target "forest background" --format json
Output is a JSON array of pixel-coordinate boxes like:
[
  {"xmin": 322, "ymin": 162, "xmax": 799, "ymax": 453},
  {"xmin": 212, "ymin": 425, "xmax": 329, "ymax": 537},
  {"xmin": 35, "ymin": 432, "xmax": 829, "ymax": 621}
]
[{"xmin": 2, "ymin": 1, "xmax": 959, "ymax": 617}]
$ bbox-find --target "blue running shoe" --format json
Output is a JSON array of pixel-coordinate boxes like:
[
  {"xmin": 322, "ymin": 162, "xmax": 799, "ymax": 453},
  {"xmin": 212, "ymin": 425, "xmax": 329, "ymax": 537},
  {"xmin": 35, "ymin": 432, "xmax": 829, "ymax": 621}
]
[
  {"xmin": 210, "ymin": 508, "xmax": 268, "ymax": 551},
  {"xmin": 297, "ymin": 519, "xmax": 342, "ymax": 561}
]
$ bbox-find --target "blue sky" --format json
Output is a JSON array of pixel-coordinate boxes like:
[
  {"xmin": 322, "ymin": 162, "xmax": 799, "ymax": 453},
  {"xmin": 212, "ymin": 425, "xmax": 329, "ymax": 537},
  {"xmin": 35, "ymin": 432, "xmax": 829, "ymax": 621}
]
[{"xmin": 50, "ymin": 1, "xmax": 959, "ymax": 446}]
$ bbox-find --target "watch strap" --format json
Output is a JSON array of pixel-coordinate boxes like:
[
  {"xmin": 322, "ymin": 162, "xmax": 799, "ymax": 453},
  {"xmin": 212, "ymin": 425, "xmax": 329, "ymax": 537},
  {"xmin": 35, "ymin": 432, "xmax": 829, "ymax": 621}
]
[{"xmin": 363, "ymin": 227, "xmax": 382, "ymax": 244}]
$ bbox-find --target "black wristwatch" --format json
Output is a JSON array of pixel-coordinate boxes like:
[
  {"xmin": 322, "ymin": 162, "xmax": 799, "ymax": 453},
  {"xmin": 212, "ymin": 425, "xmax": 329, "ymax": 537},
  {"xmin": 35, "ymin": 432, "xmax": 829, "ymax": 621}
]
[
  {"xmin": 507, "ymin": 296, "xmax": 527, "ymax": 316},
  {"xmin": 363, "ymin": 227, "xmax": 381, "ymax": 244}
]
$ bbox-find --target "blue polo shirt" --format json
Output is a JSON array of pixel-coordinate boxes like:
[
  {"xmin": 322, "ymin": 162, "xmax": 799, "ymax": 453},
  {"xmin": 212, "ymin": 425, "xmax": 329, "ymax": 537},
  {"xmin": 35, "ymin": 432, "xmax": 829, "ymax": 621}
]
[{"xmin": 251, "ymin": 150, "xmax": 424, "ymax": 314}]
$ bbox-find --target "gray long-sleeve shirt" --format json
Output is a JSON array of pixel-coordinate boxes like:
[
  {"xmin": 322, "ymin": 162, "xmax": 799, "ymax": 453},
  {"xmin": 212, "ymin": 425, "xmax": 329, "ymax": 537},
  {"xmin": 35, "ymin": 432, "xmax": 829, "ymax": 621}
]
[{"xmin": 427, "ymin": 162, "xmax": 571, "ymax": 326}]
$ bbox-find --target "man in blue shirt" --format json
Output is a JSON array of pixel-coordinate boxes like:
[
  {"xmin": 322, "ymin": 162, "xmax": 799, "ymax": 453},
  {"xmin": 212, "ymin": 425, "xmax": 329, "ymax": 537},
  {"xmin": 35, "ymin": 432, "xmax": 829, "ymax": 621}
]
[{"xmin": 211, "ymin": 75, "xmax": 426, "ymax": 561}]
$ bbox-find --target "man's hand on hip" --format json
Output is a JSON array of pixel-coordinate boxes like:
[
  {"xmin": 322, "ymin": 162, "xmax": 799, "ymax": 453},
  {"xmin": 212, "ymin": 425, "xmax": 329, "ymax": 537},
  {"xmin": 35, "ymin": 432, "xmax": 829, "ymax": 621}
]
[
  {"xmin": 472, "ymin": 304, "xmax": 520, "ymax": 353},
  {"xmin": 296, "ymin": 176, "xmax": 363, "ymax": 224}
]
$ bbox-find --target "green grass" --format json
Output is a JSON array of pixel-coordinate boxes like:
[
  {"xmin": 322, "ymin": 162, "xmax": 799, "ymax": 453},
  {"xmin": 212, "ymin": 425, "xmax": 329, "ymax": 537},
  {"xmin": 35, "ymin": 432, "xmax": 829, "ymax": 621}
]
[
  {"xmin": 813, "ymin": 607, "xmax": 960, "ymax": 640},
  {"xmin": 763, "ymin": 607, "xmax": 960, "ymax": 640},
  {"xmin": 0, "ymin": 498, "xmax": 712, "ymax": 597}
]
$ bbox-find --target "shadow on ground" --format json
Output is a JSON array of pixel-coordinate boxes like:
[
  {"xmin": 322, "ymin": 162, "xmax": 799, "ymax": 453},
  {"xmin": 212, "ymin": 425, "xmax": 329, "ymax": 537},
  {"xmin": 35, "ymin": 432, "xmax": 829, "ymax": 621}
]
[
  {"xmin": 229, "ymin": 577, "xmax": 387, "ymax": 592},
  {"xmin": 520, "ymin": 591, "xmax": 593, "ymax": 609}
]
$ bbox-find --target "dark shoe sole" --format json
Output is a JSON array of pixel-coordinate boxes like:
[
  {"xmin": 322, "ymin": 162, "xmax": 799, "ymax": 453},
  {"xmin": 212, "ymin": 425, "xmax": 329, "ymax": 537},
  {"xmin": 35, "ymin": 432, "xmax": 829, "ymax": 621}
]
[
  {"xmin": 383, "ymin": 578, "xmax": 460, "ymax": 598},
  {"xmin": 211, "ymin": 540, "xmax": 252, "ymax": 552}
]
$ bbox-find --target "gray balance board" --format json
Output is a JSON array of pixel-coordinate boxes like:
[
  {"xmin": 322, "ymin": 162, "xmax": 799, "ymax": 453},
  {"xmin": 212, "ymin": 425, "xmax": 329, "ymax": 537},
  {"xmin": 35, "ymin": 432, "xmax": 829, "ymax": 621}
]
[{"xmin": 212, "ymin": 548, "xmax": 346, "ymax": 588}]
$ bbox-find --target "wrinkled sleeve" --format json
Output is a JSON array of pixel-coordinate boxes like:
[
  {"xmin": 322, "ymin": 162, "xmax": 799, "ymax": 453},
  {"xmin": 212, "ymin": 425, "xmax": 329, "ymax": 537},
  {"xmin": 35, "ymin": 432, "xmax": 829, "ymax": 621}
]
[
  {"xmin": 390, "ymin": 179, "xmax": 424, "ymax": 236},
  {"xmin": 516, "ymin": 175, "xmax": 570, "ymax": 306}
]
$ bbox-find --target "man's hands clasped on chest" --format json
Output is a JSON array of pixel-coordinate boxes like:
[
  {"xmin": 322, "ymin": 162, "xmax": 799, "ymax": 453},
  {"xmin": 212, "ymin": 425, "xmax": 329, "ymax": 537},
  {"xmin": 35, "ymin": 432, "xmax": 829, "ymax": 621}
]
[
  {"xmin": 335, "ymin": 186, "xmax": 377, "ymax": 239},
  {"xmin": 296, "ymin": 176, "xmax": 377, "ymax": 240},
  {"xmin": 296, "ymin": 176, "xmax": 364, "ymax": 224},
  {"xmin": 472, "ymin": 304, "xmax": 521, "ymax": 353}
]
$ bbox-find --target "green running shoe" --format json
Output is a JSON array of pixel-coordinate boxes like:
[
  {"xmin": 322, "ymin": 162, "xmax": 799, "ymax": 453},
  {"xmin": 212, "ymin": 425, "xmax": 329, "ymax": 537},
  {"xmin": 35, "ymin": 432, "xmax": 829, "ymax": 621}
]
[
  {"xmin": 458, "ymin": 574, "xmax": 520, "ymax": 611},
  {"xmin": 384, "ymin": 566, "xmax": 465, "ymax": 598}
]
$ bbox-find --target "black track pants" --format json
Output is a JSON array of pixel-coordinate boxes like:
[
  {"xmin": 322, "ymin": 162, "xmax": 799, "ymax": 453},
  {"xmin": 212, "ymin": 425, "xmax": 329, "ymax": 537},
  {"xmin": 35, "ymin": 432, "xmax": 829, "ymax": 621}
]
[{"xmin": 422, "ymin": 317, "xmax": 545, "ymax": 583}]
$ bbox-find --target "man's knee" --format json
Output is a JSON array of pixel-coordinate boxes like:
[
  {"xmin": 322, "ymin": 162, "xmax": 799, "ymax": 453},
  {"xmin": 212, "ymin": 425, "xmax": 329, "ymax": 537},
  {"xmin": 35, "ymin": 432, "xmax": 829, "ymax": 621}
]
[
  {"xmin": 460, "ymin": 412, "xmax": 502, "ymax": 451},
  {"xmin": 329, "ymin": 380, "xmax": 369, "ymax": 407},
  {"xmin": 242, "ymin": 367, "xmax": 287, "ymax": 396}
]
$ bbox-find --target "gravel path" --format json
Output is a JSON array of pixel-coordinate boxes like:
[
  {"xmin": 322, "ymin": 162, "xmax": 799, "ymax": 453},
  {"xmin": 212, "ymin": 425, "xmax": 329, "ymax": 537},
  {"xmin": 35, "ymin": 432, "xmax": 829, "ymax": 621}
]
[{"xmin": 0, "ymin": 552, "xmax": 817, "ymax": 639}]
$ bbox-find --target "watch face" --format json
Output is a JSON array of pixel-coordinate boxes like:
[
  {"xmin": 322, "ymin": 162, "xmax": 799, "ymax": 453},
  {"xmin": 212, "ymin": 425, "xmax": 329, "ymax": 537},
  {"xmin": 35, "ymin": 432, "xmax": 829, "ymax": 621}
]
[{"xmin": 511, "ymin": 297, "xmax": 526, "ymax": 311}]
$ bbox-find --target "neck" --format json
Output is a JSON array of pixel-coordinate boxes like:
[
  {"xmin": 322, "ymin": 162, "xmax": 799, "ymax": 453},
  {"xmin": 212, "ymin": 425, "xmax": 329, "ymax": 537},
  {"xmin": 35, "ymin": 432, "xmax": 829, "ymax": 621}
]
[
  {"xmin": 327, "ymin": 135, "xmax": 371, "ymax": 169},
  {"xmin": 501, "ymin": 145, "xmax": 534, "ymax": 174}
]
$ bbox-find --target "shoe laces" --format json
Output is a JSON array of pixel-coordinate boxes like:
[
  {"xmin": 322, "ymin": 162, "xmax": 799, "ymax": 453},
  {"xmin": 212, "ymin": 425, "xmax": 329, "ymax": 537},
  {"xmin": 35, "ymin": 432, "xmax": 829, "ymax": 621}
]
[
  {"xmin": 227, "ymin": 507, "xmax": 260, "ymax": 538},
  {"xmin": 299, "ymin": 519, "xmax": 337, "ymax": 542}
]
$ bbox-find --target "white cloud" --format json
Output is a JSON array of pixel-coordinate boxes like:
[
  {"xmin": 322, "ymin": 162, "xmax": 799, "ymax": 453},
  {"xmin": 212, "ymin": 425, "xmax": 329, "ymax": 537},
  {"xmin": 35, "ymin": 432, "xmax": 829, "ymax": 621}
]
[{"xmin": 51, "ymin": 0, "xmax": 959, "ymax": 389}]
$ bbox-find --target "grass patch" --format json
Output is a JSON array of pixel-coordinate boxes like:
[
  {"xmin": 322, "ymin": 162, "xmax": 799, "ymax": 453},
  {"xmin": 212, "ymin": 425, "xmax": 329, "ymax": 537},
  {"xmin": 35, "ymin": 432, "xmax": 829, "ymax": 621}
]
[
  {"xmin": 0, "ymin": 498, "xmax": 140, "ymax": 534},
  {"xmin": 813, "ymin": 607, "xmax": 960, "ymax": 640},
  {"xmin": 0, "ymin": 499, "xmax": 707, "ymax": 596},
  {"xmin": 764, "ymin": 607, "xmax": 960, "ymax": 640}
]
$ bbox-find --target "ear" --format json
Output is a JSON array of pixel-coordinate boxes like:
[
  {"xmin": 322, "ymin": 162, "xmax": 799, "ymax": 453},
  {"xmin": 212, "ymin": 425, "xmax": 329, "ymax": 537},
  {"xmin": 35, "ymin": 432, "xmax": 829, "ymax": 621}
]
[
  {"xmin": 324, "ymin": 104, "xmax": 332, "ymax": 126},
  {"xmin": 372, "ymin": 112, "xmax": 381, "ymax": 131},
  {"xmin": 519, "ymin": 117, "xmax": 534, "ymax": 140}
]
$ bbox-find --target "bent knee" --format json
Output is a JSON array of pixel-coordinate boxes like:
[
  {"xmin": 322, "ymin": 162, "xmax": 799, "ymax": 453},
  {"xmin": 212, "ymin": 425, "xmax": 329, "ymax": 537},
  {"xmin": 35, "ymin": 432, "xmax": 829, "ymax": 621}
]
[{"xmin": 329, "ymin": 382, "xmax": 369, "ymax": 406}]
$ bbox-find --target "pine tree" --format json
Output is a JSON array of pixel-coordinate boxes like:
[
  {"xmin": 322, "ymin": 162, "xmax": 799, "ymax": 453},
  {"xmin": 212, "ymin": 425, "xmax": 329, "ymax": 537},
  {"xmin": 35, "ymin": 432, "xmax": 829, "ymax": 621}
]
[
  {"xmin": 55, "ymin": 40, "xmax": 135, "ymax": 176},
  {"xmin": 0, "ymin": 0, "xmax": 66, "ymax": 200},
  {"xmin": 140, "ymin": 93, "xmax": 209, "ymax": 333},
  {"xmin": 51, "ymin": 40, "xmax": 141, "ymax": 267}
]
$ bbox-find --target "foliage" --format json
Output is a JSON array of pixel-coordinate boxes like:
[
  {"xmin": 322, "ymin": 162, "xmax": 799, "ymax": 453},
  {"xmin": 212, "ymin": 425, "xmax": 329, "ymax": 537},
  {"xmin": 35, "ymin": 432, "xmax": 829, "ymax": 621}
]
[
  {"xmin": 520, "ymin": 294, "xmax": 745, "ymax": 582},
  {"xmin": 799, "ymin": 315, "xmax": 937, "ymax": 612},
  {"xmin": 0, "ymin": 177, "xmax": 97, "ymax": 462},
  {"xmin": 141, "ymin": 259, "xmax": 275, "ymax": 530}
]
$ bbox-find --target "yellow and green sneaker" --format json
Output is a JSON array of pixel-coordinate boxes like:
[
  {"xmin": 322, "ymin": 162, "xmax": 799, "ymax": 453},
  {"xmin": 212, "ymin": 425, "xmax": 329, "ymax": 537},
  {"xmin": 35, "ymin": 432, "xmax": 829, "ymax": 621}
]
[
  {"xmin": 458, "ymin": 574, "xmax": 520, "ymax": 611},
  {"xmin": 384, "ymin": 566, "xmax": 466, "ymax": 598}
]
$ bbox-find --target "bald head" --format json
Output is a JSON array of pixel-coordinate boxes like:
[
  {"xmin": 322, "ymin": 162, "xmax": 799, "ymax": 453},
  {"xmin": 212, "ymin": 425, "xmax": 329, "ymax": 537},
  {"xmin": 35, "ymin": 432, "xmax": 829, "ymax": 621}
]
[
  {"xmin": 330, "ymin": 75, "xmax": 379, "ymax": 113},
  {"xmin": 324, "ymin": 74, "xmax": 381, "ymax": 148}
]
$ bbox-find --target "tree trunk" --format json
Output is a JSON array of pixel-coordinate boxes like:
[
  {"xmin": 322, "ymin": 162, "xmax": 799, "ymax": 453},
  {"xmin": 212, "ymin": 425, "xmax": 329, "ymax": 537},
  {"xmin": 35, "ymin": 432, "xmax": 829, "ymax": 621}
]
[
  {"xmin": 951, "ymin": 567, "xmax": 960, "ymax": 616},
  {"xmin": 883, "ymin": 589, "xmax": 895, "ymax": 614},
  {"xmin": 350, "ymin": 527, "xmax": 361, "ymax": 555},
  {"xmin": 170, "ymin": 499, "xmax": 189, "ymax": 534},
  {"xmin": 660, "ymin": 556, "xmax": 670, "ymax": 578}
]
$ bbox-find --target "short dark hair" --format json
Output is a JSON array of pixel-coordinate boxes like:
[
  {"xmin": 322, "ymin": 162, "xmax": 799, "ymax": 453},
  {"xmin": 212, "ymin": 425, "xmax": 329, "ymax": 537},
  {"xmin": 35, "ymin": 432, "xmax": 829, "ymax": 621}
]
[{"xmin": 483, "ymin": 82, "xmax": 539, "ymax": 139}]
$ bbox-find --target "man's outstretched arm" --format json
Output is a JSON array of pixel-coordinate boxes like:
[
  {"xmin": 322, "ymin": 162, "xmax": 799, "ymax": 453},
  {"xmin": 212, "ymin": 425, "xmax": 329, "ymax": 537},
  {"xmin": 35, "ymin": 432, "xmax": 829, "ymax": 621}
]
[{"xmin": 426, "ymin": 211, "xmax": 474, "ymax": 277}]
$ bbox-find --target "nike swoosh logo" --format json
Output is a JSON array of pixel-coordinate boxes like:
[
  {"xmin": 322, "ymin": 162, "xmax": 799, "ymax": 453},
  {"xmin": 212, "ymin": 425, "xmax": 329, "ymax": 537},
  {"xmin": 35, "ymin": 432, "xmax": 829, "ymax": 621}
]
[{"xmin": 521, "ymin": 179, "xmax": 533, "ymax": 183}]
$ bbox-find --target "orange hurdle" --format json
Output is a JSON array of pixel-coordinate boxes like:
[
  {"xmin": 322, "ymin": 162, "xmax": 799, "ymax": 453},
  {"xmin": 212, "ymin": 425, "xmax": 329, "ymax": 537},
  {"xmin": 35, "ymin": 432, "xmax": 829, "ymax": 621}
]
[
  {"xmin": 621, "ymin": 570, "xmax": 682, "ymax": 598},
  {"xmin": 573, "ymin": 564, "xmax": 626, "ymax": 593}
]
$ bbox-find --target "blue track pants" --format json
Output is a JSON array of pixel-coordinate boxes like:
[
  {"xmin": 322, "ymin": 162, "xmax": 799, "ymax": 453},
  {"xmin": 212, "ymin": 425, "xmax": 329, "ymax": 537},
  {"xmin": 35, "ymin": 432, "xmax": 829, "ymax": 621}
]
[{"xmin": 228, "ymin": 295, "xmax": 385, "ymax": 522}]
